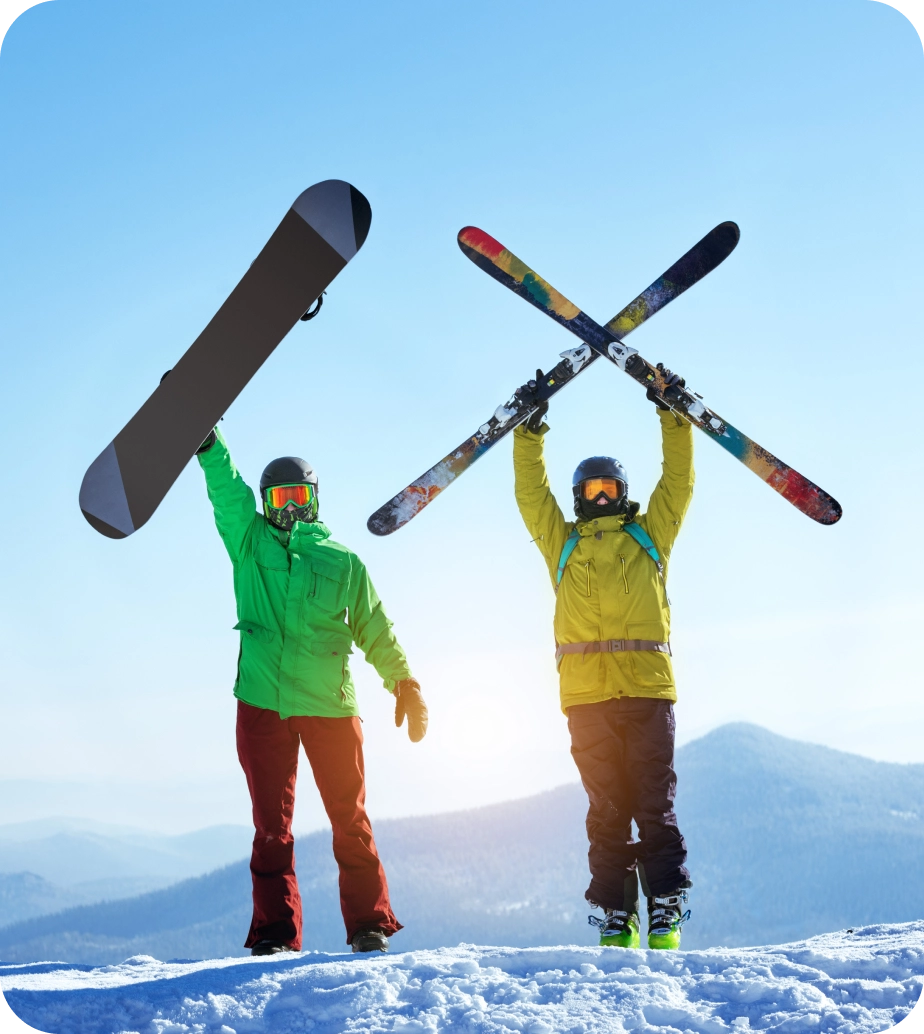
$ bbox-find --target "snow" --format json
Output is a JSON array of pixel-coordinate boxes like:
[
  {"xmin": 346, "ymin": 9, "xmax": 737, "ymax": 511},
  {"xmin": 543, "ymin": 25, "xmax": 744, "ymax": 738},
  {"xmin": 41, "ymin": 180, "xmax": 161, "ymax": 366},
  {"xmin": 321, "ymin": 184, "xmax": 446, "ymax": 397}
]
[{"xmin": 2, "ymin": 922, "xmax": 924, "ymax": 1034}]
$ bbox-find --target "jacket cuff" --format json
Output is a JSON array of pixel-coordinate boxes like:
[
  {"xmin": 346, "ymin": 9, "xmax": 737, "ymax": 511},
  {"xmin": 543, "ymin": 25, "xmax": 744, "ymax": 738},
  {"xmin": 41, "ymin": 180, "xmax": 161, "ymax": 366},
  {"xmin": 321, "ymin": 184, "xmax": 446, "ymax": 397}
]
[
  {"xmin": 514, "ymin": 422, "xmax": 550, "ymax": 439},
  {"xmin": 383, "ymin": 673, "xmax": 412, "ymax": 693},
  {"xmin": 658, "ymin": 407, "xmax": 686, "ymax": 429}
]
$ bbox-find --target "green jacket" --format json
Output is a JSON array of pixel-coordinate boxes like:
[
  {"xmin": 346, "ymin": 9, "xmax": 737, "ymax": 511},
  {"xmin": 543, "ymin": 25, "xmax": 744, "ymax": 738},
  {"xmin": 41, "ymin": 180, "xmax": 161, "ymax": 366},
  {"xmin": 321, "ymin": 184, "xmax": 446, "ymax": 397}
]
[
  {"xmin": 513, "ymin": 408, "xmax": 694, "ymax": 711},
  {"xmin": 199, "ymin": 430, "xmax": 412, "ymax": 719}
]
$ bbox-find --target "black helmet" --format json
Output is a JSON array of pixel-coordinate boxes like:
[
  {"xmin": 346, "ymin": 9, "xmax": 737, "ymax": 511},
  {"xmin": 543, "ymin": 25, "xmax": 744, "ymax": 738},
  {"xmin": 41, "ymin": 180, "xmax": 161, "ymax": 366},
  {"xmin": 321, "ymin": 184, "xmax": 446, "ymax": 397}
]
[
  {"xmin": 572, "ymin": 456, "xmax": 629, "ymax": 520},
  {"xmin": 260, "ymin": 456, "xmax": 319, "ymax": 530}
]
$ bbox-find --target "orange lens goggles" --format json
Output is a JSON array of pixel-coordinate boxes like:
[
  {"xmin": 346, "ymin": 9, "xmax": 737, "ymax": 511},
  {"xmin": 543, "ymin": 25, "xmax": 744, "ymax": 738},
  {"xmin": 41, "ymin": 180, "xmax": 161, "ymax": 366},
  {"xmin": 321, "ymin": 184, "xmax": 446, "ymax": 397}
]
[
  {"xmin": 581, "ymin": 477, "xmax": 622, "ymax": 500},
  {"xmin": 265, "ymin": 484, "xmax": 315, "ymax": 509}
]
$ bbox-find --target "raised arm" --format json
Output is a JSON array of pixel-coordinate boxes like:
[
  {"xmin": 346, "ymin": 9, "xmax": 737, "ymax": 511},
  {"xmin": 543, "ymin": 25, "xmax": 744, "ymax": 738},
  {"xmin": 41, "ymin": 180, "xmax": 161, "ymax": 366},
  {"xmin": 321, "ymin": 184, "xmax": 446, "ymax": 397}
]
[
  {"xmin": 513, "ymin": 420, "xmax": 571, "ymax": 586},
  {"xmin": 197, "ymin": 427, "xmax": 258, "ymax": 563},
  {"xmin": 347, "ymin": 557, "xmax": 412, "ymax": 690},
  {"xmin": 642, "ymin": 407, "xmax": 695, "ymax": 559}
]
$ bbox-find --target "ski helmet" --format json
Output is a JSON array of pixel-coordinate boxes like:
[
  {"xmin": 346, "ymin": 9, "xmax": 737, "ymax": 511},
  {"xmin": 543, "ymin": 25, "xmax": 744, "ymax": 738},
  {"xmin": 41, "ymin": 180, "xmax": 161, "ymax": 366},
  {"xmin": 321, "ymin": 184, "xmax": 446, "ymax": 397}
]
[
  {"xmin": 260, "ymin": 456, "xmax": 319, "ymax": 530},
  {"xmin": 572, "ymin": 456, "xmax": 629, "ymax": 520}
]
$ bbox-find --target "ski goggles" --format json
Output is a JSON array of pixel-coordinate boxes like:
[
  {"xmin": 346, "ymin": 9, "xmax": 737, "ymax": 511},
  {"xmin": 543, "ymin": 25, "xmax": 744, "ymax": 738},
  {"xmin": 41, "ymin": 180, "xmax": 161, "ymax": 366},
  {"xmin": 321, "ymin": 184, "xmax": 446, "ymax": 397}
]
[
  {"xmin": 580, "ymin": 477, "xmax": 623, "ymax": 501},
  {"xmin": 264, "ymin": 484, "xmax": 316, "ymax": 510}
]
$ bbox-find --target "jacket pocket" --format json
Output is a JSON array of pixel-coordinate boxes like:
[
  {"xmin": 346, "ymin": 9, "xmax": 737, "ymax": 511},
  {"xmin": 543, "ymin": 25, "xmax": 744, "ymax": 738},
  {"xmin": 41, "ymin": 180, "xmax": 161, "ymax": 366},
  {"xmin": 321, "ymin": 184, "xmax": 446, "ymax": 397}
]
[
  {"xmin": 254, "ymin": 541, "xmax": 289, "ymax": 571},
  {"xmin": 233, "ymin": 620, "xmax": 276, "ymax": 644},
  {"xmin": 304, "ymin": 637, "xmax": 354, "ymax": 658},
  {"xmin": 304, "ymin": 638, "xmax": 355, "ymax": 704},
  {"xmin": 626, "ymin": 621, "xmax": 672, "ymax": 689},
  {"xmin": 308, "ymin": 559, "xmax": 349, "ymax": 611}
]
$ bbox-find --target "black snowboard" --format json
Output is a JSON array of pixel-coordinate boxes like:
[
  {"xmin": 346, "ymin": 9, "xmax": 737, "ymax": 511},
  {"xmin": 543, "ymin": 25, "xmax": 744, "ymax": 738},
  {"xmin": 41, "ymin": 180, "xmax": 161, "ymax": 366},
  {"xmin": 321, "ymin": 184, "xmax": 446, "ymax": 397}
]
[{"xmin": 79, "ymin": 180, "xmax": 371, "ymax": 539}]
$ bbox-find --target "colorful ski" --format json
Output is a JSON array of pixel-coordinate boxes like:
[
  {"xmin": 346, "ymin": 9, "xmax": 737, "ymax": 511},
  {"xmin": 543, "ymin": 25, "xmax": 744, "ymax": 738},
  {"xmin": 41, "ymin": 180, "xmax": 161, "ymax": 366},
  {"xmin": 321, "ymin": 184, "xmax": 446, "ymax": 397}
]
[
  {"xmin": 367, "ymin": 223, "xmax": 740, "ymax": 536},
  {"xmin": 457, "ymin": 228, "xmax": 841, "ymax": 526},
  {"xmin": 80, "ymin": 181, "xmax": 371, "ymax": 539}
]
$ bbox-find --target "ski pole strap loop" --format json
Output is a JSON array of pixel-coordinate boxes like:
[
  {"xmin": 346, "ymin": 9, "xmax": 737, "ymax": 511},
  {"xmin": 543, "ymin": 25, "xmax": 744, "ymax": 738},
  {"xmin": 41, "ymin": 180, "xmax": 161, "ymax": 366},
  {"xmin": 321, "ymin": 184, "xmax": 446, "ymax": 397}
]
[{"xmin": 555, "ymin": 639, "xmax": 671, "ymax": 661}]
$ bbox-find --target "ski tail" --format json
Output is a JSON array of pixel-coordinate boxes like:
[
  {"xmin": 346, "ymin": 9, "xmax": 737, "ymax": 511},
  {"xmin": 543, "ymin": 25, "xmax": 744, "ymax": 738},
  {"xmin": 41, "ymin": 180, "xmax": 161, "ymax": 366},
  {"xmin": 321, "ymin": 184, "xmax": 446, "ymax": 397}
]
[{"xmin": 715, "ymin": 420, "xmax": 843, "ymax": 525}]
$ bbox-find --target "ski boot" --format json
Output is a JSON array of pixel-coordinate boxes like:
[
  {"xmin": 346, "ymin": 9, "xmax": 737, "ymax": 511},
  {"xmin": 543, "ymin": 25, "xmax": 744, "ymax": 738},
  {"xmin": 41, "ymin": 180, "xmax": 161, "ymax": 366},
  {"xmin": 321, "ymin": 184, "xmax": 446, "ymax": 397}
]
[
  {"xmin": 351, "ymin": 929, "xmax": 389, "ymax": 953},
  {"xmin": 646, "ymin": 882, "xmax": 691, "ymax": 949},
  {"xmin": 588, "ymin": 907, "xmax": 641, "ymax": 948},
  {"xmin": 250, "ymin": 939, "xmax": 295, "ymax": 956}
]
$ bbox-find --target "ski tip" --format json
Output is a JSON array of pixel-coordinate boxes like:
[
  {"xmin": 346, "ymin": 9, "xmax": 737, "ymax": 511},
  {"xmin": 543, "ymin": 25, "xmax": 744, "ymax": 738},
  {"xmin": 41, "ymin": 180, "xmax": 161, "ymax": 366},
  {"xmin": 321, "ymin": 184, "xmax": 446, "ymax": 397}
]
[
  {"xmin": 292, "ymin": 181, "xmax": 372, "ymax": 262},
  {"xmin": 457, "ymin": 226, "xmax": 504, "ymax": 260},
  {"xmin": 366, "ymin": 512, "xmax": 397, "ymax": 537},
  {"xmin": 815, "ymin": 497, "xmax": 843, "ymax": 526},
  {"xmin": 716, "ymin": 221, "xmax": 740, "ymax": 245},
  {"xmin": 79, "ymin": 442, "xmax": 136, "ymax": 539}
]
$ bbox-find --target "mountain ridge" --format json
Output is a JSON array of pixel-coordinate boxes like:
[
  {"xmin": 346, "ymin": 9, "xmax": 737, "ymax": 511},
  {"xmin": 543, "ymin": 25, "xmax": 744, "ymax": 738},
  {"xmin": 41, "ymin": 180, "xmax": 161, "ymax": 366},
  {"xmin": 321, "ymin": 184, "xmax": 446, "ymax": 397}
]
[{"xmin": 2, "ymin": 722, "xmax": 923, "ymax": 963}]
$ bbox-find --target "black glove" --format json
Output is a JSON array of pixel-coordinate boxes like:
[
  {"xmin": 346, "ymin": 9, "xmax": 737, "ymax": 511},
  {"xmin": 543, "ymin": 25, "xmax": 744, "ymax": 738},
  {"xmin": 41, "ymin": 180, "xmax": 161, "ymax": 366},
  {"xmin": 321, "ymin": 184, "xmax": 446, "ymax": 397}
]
[
  {"xmin": 647, "ymin": 363, "xmax": 686, "ymax": 410},
  {"xmin": 517, "ymin": 369, "xmax": 549, "ymax": 434},
  {"xmin": 196, "ymin": 429, "xmax": 217, "ymax": 454},
  {"xmin": 394, "ymin": 678, "xmax": 428, "ymax": 743}
]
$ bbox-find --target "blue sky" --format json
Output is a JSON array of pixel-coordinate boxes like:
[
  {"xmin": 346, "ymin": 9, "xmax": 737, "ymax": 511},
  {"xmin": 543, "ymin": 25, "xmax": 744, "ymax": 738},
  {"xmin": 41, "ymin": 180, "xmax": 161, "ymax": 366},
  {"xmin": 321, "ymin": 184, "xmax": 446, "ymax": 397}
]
[{"xmin": 0, "ymin": 0, "xmax": 922, "ymax": 833}]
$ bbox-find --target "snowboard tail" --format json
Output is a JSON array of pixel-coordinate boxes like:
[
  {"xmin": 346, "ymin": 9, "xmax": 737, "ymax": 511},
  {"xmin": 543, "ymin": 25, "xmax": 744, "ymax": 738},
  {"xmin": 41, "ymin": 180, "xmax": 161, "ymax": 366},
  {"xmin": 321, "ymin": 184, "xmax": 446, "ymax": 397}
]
[
  {"xmin": 80, "ymin": 181, "xmax": 371, "ymax": 538},
  {"xmin": 367, "ymin": 222, "xmax": 740, "ymax": 536},
  {"xmin": 458, "ymin": 228, "xmax": 842, "ymax": 526}
]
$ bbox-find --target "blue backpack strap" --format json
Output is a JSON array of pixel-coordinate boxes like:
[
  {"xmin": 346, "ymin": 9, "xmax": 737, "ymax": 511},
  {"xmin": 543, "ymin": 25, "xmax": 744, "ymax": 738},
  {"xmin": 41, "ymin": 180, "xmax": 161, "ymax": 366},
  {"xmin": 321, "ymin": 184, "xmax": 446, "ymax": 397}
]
[
  {"xmin": 624, "ymin": 521, "xmax": 670, "ymax": 604},
  {"xmin": 623, "ymin": 521, "xmax": 661, "ymax": 567},
  {"xmin": 556, "ymin": 529, "xmax": 581, "ymax": 587}
]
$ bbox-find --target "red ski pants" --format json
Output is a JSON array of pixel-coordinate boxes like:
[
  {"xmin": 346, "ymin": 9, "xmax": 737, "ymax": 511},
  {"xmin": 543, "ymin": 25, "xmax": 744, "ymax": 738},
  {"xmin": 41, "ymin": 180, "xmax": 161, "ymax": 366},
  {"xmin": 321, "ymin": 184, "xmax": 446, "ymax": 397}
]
[{"xmin": 235, "ymin": 700, "xmax": 402, "ymax": 948}]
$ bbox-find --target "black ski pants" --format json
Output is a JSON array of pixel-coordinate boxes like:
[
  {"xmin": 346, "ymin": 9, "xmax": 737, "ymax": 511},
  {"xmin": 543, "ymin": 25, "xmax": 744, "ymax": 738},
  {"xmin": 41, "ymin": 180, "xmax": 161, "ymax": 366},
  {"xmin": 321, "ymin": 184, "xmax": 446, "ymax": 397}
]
[{"xmin": 567, "ymin": 696, "xmax": 689, "ymax": 912}]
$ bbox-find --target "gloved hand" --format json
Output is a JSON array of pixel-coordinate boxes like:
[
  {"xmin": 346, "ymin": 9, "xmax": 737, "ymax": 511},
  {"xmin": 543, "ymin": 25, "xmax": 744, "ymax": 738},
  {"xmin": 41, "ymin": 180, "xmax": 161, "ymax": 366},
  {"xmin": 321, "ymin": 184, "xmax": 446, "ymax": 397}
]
[
  {"xmin": 196, "ymin": 429, "xmax": 217, "ymax": 454},
  {"xmin": 647, "ymin": 363, "xmax": 686, "ymax": 410},
  {"xmin": 394, "ymin": 677, "xmax": 428, "ymax": 743},
  {"xmin": 524, "ymin": 400, "xmax": 549, "ymax": 434},
  {"xmin": 517, "ymin": 369, "xmax": 549, "ymax": 434}
]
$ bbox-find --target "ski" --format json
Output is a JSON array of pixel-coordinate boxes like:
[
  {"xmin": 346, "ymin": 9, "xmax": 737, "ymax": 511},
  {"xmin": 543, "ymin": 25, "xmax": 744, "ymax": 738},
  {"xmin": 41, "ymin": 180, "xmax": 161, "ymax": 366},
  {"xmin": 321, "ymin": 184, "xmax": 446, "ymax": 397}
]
[
  {"xmin": 457, "ymin": 228, "xmax": 842, "ymax": 526},
  {"xmin": 80, "ymin": 180, "xmax": 372, "ymax": 539},
  {"xmin": 367, "ymin": 222, "xmax": 740, "ymax": 536}
]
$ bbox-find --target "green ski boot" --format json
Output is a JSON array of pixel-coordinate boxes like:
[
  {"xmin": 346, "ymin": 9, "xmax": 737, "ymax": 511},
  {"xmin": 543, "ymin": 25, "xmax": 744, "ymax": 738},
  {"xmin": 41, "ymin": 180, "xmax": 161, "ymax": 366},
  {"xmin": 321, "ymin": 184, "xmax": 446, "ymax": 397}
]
[
  {"xmin": 588, "ymin": 908, "xmax": 641, "ymax": 948},
  {"xmin": 646, "ymin": 884, "xmax": 691, "ymax": 949}
]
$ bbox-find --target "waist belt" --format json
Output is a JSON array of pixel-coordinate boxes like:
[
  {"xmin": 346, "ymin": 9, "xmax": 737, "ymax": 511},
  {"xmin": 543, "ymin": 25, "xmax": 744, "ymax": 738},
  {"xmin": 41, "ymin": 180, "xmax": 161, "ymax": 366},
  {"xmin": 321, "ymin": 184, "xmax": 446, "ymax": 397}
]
[{"xmin": 555, "ymin": 639, "xmax": 672, "ymax": 661}]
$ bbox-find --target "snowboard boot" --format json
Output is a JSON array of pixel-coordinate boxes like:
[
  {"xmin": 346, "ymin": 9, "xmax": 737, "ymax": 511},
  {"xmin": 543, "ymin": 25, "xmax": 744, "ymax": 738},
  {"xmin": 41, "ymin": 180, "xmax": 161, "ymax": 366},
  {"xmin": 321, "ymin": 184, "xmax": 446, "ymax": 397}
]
[
  {"xmin": 588, "ymin": 907, "xmax": 641, "ymax": 948},
  {"xmin": 250, "ymin": 939, "xmax": 295, "ymax": 956},
  {"xmin": 351, "ymin": 929, "xmax": 389, "ymax": 953},
  {"xmin": 646, "ymin": 882, "xmax": 691, "ymax": 950}
]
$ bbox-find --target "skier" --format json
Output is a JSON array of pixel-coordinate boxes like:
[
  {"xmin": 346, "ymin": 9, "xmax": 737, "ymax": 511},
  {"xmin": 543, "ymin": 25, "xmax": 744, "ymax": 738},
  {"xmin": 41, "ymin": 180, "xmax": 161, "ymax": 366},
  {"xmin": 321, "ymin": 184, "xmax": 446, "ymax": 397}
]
[
  {"xmin": 512, "ymin": 370, "xmax": 693, "ymax": 950},
  {"xmin": 196, "ymin": 427, "xmax": 428, "ymax": 955}
]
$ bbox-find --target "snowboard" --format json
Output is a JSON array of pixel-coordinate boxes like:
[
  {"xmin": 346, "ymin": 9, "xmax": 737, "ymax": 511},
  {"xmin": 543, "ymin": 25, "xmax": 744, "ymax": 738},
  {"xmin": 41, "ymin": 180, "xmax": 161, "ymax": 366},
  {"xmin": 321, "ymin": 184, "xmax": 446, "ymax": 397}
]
[
  {"xmin": 457, "ymin": 227, "xmax": 842, "ymax": 526},
  {"xmin": 367, "ymin": 222, "xmax": 740, "ymax": 535},
  {"xmin": 79, "ymin": 180, "xmax": 372, "ymax": 539}
]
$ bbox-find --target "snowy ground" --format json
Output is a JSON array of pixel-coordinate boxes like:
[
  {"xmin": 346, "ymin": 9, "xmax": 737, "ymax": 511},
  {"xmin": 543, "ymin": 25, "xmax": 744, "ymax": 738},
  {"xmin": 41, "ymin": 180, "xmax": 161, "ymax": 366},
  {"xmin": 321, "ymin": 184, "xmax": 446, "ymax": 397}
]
[{"xmin": 2, "ymin": 922, "xmax": 923, "ymax": 1034}]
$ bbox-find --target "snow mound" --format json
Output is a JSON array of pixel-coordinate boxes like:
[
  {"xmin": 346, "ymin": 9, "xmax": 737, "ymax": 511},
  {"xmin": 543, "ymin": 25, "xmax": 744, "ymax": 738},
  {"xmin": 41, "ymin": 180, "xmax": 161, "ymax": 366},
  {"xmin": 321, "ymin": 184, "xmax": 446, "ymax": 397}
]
[{"xmin": 2, "ymin": 921, "xmax": 923, "ymax": 1034}]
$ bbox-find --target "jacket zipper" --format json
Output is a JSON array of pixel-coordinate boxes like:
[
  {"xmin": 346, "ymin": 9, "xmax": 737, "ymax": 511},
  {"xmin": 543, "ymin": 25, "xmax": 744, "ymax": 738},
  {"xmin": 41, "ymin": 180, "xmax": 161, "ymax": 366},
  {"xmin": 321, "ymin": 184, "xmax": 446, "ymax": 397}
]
[
  {"xmin": 583, "ymin": 562, "xmax": 591, "ymax": 597},
  {"xmin": 619, "ymin": 555, "xmax": 629, "ymax": 594}
]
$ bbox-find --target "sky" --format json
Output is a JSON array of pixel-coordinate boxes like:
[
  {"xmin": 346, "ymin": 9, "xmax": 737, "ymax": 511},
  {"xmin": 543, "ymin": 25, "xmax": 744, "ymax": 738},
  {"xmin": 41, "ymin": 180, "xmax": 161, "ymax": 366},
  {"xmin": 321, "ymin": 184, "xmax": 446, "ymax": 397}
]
[{"xmin": 0, "ymin": 0, "xmax": 922, "ymax": 835}]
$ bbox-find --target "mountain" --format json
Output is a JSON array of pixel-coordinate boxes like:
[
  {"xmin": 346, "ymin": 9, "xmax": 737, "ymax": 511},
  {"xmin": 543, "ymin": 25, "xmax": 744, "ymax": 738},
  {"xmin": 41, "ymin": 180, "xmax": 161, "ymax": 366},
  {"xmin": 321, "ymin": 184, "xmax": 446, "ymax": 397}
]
[
  {"xmin": 2, "ymin": 723, "xmax": 924, "ymax": 963},
  {"xmin": 0, "ymin": 820, "xmax": 254, "ymax": 885}
]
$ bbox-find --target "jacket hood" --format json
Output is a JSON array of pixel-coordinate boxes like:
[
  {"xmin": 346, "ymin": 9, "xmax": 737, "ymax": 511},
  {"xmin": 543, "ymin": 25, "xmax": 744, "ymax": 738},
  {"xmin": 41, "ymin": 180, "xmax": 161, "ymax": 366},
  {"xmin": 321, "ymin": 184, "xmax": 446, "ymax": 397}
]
[{"xmin": 268, "ymin": 519, "xmax": 332, "ymax": 548}]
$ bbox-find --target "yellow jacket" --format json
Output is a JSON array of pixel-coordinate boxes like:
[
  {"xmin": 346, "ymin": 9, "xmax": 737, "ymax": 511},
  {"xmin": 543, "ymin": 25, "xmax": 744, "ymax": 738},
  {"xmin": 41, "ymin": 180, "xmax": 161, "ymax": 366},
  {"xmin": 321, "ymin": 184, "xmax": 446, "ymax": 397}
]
[{"xmin": 513, "ymin": 409, "xmax": 694, "ymax": 712}]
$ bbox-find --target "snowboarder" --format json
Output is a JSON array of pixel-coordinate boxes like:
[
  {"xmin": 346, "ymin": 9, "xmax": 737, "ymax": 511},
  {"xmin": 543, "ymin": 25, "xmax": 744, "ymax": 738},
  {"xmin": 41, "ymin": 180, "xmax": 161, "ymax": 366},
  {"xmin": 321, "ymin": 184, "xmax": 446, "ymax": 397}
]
[
  {"xmin": 512, "ymin": 372, "xmax": 693, "ymax": 950},
  {"xmin": 197, "ymin": 427, "xmax": 428, "ymax": 955}
]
